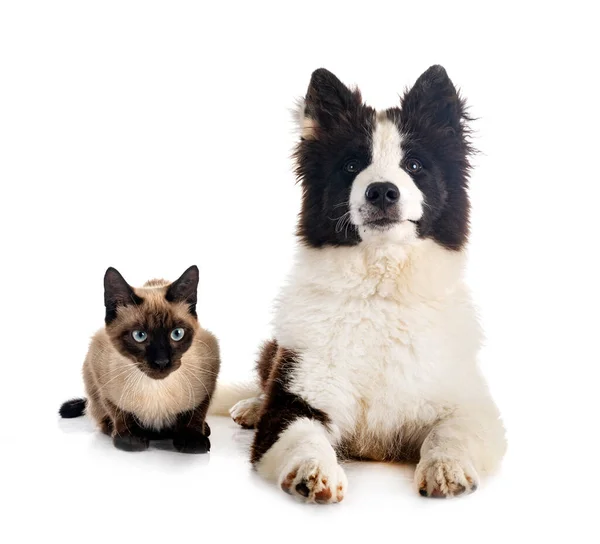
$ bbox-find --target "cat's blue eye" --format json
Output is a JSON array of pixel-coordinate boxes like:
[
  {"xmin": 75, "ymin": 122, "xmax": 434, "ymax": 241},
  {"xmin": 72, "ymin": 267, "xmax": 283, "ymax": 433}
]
[
  {"xmin": 171, "ymin": 328, "xmax": 185, "ymax": 341},
  {"xmin": 132, "ymin": 330, "xmax": 147, "ymax": 343}
]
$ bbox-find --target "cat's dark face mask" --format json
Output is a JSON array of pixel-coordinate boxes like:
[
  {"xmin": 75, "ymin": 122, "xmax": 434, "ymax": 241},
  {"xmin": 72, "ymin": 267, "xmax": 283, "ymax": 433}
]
[{"xmin": 103, "ymin": 266, "xmax": 199, "ymax": 380}]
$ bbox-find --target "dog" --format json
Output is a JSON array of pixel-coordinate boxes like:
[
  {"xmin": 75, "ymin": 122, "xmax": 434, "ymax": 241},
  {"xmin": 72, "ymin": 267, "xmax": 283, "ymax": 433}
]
[{"xmin": 221, "ymin": 65, "xmax": 506, "ymax": 503}]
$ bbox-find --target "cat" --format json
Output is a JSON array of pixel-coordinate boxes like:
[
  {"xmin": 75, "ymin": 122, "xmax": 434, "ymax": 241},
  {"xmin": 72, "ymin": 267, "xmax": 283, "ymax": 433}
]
[{"xmin": 59, "ymin": 265, "xmax": 220, "ymax": 453}]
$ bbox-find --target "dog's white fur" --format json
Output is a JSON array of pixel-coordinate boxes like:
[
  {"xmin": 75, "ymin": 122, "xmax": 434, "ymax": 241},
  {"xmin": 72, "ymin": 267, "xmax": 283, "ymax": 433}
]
[
  {"xmin": 350, "ymin": 115, "xmax": 424, "ymax": 233},
  {"xmin": 231, "ymin": 112, "xmax": 506, "ymax": 500},
  {"xmin": 259, "ymin": 418, "xmax": 347, "ymax": 503}
]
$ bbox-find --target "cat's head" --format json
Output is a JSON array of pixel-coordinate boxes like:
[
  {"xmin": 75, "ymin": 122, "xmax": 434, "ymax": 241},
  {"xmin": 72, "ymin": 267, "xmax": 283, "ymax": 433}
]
[{"xmin": 103, "ymin": 266, "xmax": 200, "ymax": 380}]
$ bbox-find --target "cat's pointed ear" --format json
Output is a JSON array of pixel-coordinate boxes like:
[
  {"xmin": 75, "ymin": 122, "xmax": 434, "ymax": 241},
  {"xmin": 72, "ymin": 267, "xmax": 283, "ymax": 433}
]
[
  {"xmin": 166, "ymin": 265, "xmax": 199, "ymax": 317},
  {"xmin": 296, "ymin": 68, "xmax": 361, "ymax": 139},
  {"xmin": 104, "ymin": 267, "xmax": 142, "ymax": 324},
  {"xmin": 401, "ymin": 65, "xmax": 464, "ymax": 131}
]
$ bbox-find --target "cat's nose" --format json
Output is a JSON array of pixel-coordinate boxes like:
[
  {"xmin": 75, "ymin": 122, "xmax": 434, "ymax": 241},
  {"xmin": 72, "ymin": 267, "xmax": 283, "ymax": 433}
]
[{"xmin": 153, "ymin": 358, "xmax": 171, "ymax": 369}]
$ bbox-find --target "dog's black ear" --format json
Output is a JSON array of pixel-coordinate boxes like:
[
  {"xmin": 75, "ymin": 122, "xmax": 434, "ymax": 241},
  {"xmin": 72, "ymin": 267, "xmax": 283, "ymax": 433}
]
[
  {"xmin": 297, "ymin": 68, "xmax": 361, "ymax": 138},
  {"xmin": 104, "ymin": 268, "xmax": 143, "ymax": 324},
  {"xmin": 401, "ymin": 65, "xmax": 464, "ymax": 131},
  {"xmin": 166, "ymin": 265, "xmax": 199, "ymax": 317}
]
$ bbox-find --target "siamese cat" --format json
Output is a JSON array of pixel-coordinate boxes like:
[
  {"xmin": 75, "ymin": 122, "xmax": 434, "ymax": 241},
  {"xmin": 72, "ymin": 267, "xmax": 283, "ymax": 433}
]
[{"xmin": 59, "ymin": 265, "xmax": 220, "ymax": 453}]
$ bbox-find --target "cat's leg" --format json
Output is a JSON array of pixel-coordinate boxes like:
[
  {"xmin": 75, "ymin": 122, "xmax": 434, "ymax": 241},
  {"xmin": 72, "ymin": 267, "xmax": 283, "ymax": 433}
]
[
  {"xmin": 172, "ymin": 397, "xmax": 211, "ymax": 453},
  {"xmin": 83, "ymin": 364, "xmax": 112, "ymax": 435},
  {"xmin": 231, "ymin": 339, "xmax": 278, "ymax": 429},
  {"xmin": 85, "ymin": 394, "xmax": 111, "ymax": 434},
  {"xmin": 104, "ymin": 399, "xmax": 149, "ymax": 452},
  {"xmin": 415, "ymin": 404, "xmax": 506, "ymax": 498},
  {"xmin": 251, "ymin": 348, "xmax": 347, "ymax": 504}
]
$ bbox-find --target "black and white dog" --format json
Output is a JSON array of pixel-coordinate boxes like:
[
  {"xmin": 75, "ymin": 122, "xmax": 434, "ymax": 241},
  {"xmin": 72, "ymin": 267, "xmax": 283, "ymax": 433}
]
[{"xmin": 222, "ymin": 66, "xmax": 506, "ymax": 502}]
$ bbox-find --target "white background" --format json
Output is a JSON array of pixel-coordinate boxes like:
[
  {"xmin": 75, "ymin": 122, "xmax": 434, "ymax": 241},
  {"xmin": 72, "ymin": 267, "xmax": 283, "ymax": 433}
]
[{"xmin": 1, "ymin": 1, "xmax": 598, "ymax": 542}]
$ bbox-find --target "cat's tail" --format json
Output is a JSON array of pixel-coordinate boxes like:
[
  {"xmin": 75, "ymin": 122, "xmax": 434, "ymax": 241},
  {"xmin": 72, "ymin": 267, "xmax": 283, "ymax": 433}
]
[
  {"xmin": 208, "ymin": 382, "xmax": 261, "ymax": 416},
  {"xmin": 59, "ymin": 398, "xmax": 87, "ymax": 418}
]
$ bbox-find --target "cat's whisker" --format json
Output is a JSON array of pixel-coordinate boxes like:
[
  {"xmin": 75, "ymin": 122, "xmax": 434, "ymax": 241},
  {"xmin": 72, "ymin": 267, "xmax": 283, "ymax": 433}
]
[
  {"xmin": 179, "ymin": 372, "xmax": 196, "ymax": 426},
  {"xmin": 194, "ymin": 339, "xmax": 218, "ymax": 354},
  {"xmin": 185, "ymin": 370, "xmax": 211, "ymax": 401},
  {"xmin": 98, "ymin": 365, "xmax": 138, "ymax": 390},
  {"xmin": 187, "ymin": 365, "xmax": 220, "ymax": 376},
  {"xmin": 96, "ymin": 362, "xmax": 137, "ymax": 382},
  {"xmin": 118, "ymin": 376, "xmax": 137, "ymax": 435},
  {"xmin": 123, "ymin": 369, "xmax": 145, "ymax": 434},
  {"xmin": 182, "ymin": 371, "xmax": 195, "ymax": 414}
]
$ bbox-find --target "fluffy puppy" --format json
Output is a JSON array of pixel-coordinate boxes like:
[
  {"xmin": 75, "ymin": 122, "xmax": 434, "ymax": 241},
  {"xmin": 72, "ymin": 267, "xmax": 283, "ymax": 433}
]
[{"xmin": 227, "ymin": 66, "xmax": 506, "ymax": 503}]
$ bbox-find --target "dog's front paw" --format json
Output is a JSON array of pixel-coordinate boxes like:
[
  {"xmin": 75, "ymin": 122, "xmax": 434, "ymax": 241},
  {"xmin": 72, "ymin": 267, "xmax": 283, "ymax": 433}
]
[
  {"xmin": 415, "ymin": 455, "xmax": 479, "ymax": 498},
  {"xmin": 279, "ymin": 458, "xmax": 347, "ymax": 504},
  {"xmin": 113, "ymin": 434, "xmax": 149, "ymax": 452},
  {"xmin": 173, "ymin": 432, "xmax": 210, "ymax": 454},
  {"xmin": 230, "ymin": 396, "xmax": 262, "ymax": 429}
]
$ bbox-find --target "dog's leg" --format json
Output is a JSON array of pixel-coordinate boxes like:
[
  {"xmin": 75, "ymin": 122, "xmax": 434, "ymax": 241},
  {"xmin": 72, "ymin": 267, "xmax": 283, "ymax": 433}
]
[
  {"xmin": 250, "ymin": 347, "xmax": 347, "ymax": 504},
  {"xmin": 415, "ymin": 407, "xmax": 506, "ymax": 498},
  {"xmin": 254, "ymin": 416, "xmax": 347, "ymax": 504},
  {"xmin": 230, "ymin": 339, "xmax": 278, "ymax": 429},
  {"xmin": 230, "ymin": 394, "xmax": 264, "ymax": 428}
]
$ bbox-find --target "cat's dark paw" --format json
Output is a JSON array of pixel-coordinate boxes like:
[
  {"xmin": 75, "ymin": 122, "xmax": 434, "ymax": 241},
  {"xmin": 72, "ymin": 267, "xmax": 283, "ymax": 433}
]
[
  {"xmin": 173, "ymin": 432, "xmax": 210, "ymax": 454},
  {"xmin": 113, "ymin": 434, "xmax": 149, "ymax": 452},
  {"xmin": 204, "ymin": 422, "xmax": 211, "ymax": 437}
]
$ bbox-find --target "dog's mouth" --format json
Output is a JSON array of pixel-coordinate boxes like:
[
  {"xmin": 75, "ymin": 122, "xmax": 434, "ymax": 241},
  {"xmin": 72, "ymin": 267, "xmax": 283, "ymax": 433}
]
[
  {"xmin": 363, "ymin": 218, "xmax": 419, "ymax": 230},
  {"xmin": 364, "ymin": 218, "xmax": 398, "ymax": 229},
  {"xmin": 359, "ymin": 204, "xmax": 420, "ymax": 231}
]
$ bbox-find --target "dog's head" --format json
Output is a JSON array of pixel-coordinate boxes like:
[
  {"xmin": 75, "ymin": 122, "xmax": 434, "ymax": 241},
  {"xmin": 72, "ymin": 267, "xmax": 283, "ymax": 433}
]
[{"xmin": 294, "ymin": 65, "xmax": 473, "ymax": 250}]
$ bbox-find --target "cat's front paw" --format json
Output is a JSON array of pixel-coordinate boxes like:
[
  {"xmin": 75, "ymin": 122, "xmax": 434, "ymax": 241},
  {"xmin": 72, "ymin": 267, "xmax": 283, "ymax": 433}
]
[
  {"xmin": 279, "ymin": 458, "xmax": 347, "ymax": 504},
  {"xmin": 173, "ymin": 432, "xmax": 210, "ymax": 454},
  {"xmin": 415, "ymin": 455, "xmax": 479, "ymax": 498},
  {"xmin": 113, "ymin": 434, "xmax": 149, "ymax": 452}
]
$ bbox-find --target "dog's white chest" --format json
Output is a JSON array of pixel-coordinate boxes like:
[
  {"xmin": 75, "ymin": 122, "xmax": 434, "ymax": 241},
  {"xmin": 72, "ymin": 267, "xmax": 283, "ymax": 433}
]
[
  {"xmin": 273, "ymin": 242, "xmax": 473, "ymax": 454},
  {"xmin": 278, "ymin": 287, "xmax": 442, "ymax": 436}
]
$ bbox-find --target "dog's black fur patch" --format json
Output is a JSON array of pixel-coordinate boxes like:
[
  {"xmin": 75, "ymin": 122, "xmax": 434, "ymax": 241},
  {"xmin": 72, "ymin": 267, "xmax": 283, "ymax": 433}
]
[
  {"xmin": 294, "ymin": 65, "xmax": 473, "ymax": 250},
  {"xmin": 392, "ymin": 65, "xmax": 474, "ymax": 250},
  {"xmin": 251, "ymin": 347, "xmax": 330, "ymax": 465},
  {"xmin": 294, "ymin": 69, "xmax": 375, "ymax": 248}
]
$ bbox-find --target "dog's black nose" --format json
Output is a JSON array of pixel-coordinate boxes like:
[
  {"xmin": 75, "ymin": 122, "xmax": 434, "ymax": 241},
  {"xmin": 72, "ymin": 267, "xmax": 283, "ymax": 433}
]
[
  {"xmin": 153, "ymin": 359, "xmax": 171, "ymax": 369},
  {"xmin": 365, "ymin": 182, "xmax": 399, "ymax": 209}
]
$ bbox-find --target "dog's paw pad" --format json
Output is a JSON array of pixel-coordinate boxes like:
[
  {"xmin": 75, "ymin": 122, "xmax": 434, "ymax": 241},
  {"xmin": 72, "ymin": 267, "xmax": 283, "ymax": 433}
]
[
  {"xmin": 415, "ymin": 456, "xmax": 478, "ymax": 498},
  {"xmin": 279, "ymin": 458, "xmax": 347, "ymax": 504},
  {"xmin": 230, "ymin": 397, "xmax": 262, "ymax": 429}
]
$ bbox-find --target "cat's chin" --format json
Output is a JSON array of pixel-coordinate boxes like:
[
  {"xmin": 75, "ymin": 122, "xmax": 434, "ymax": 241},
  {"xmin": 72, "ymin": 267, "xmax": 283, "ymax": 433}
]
[{"xmin": 140, "ymin": 363, "xmax": 181, "ymax": 380}]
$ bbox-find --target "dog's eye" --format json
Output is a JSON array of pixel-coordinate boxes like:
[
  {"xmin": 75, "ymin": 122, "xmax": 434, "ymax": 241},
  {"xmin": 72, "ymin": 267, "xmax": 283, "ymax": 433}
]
[
  {"xmin": 132, "ymin": 330, "xmax": 147, "ymax": 343},
  {"xmin": 343, "ymin": 159, "xmax": 360, "ymax": 174},
  {"xmin": 170, "ymin": 328, "xmax": 185, "ymax": 342},
  {"xmin": 404, "ymin": 158, "xmax": 423, "ymax": 173}
]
